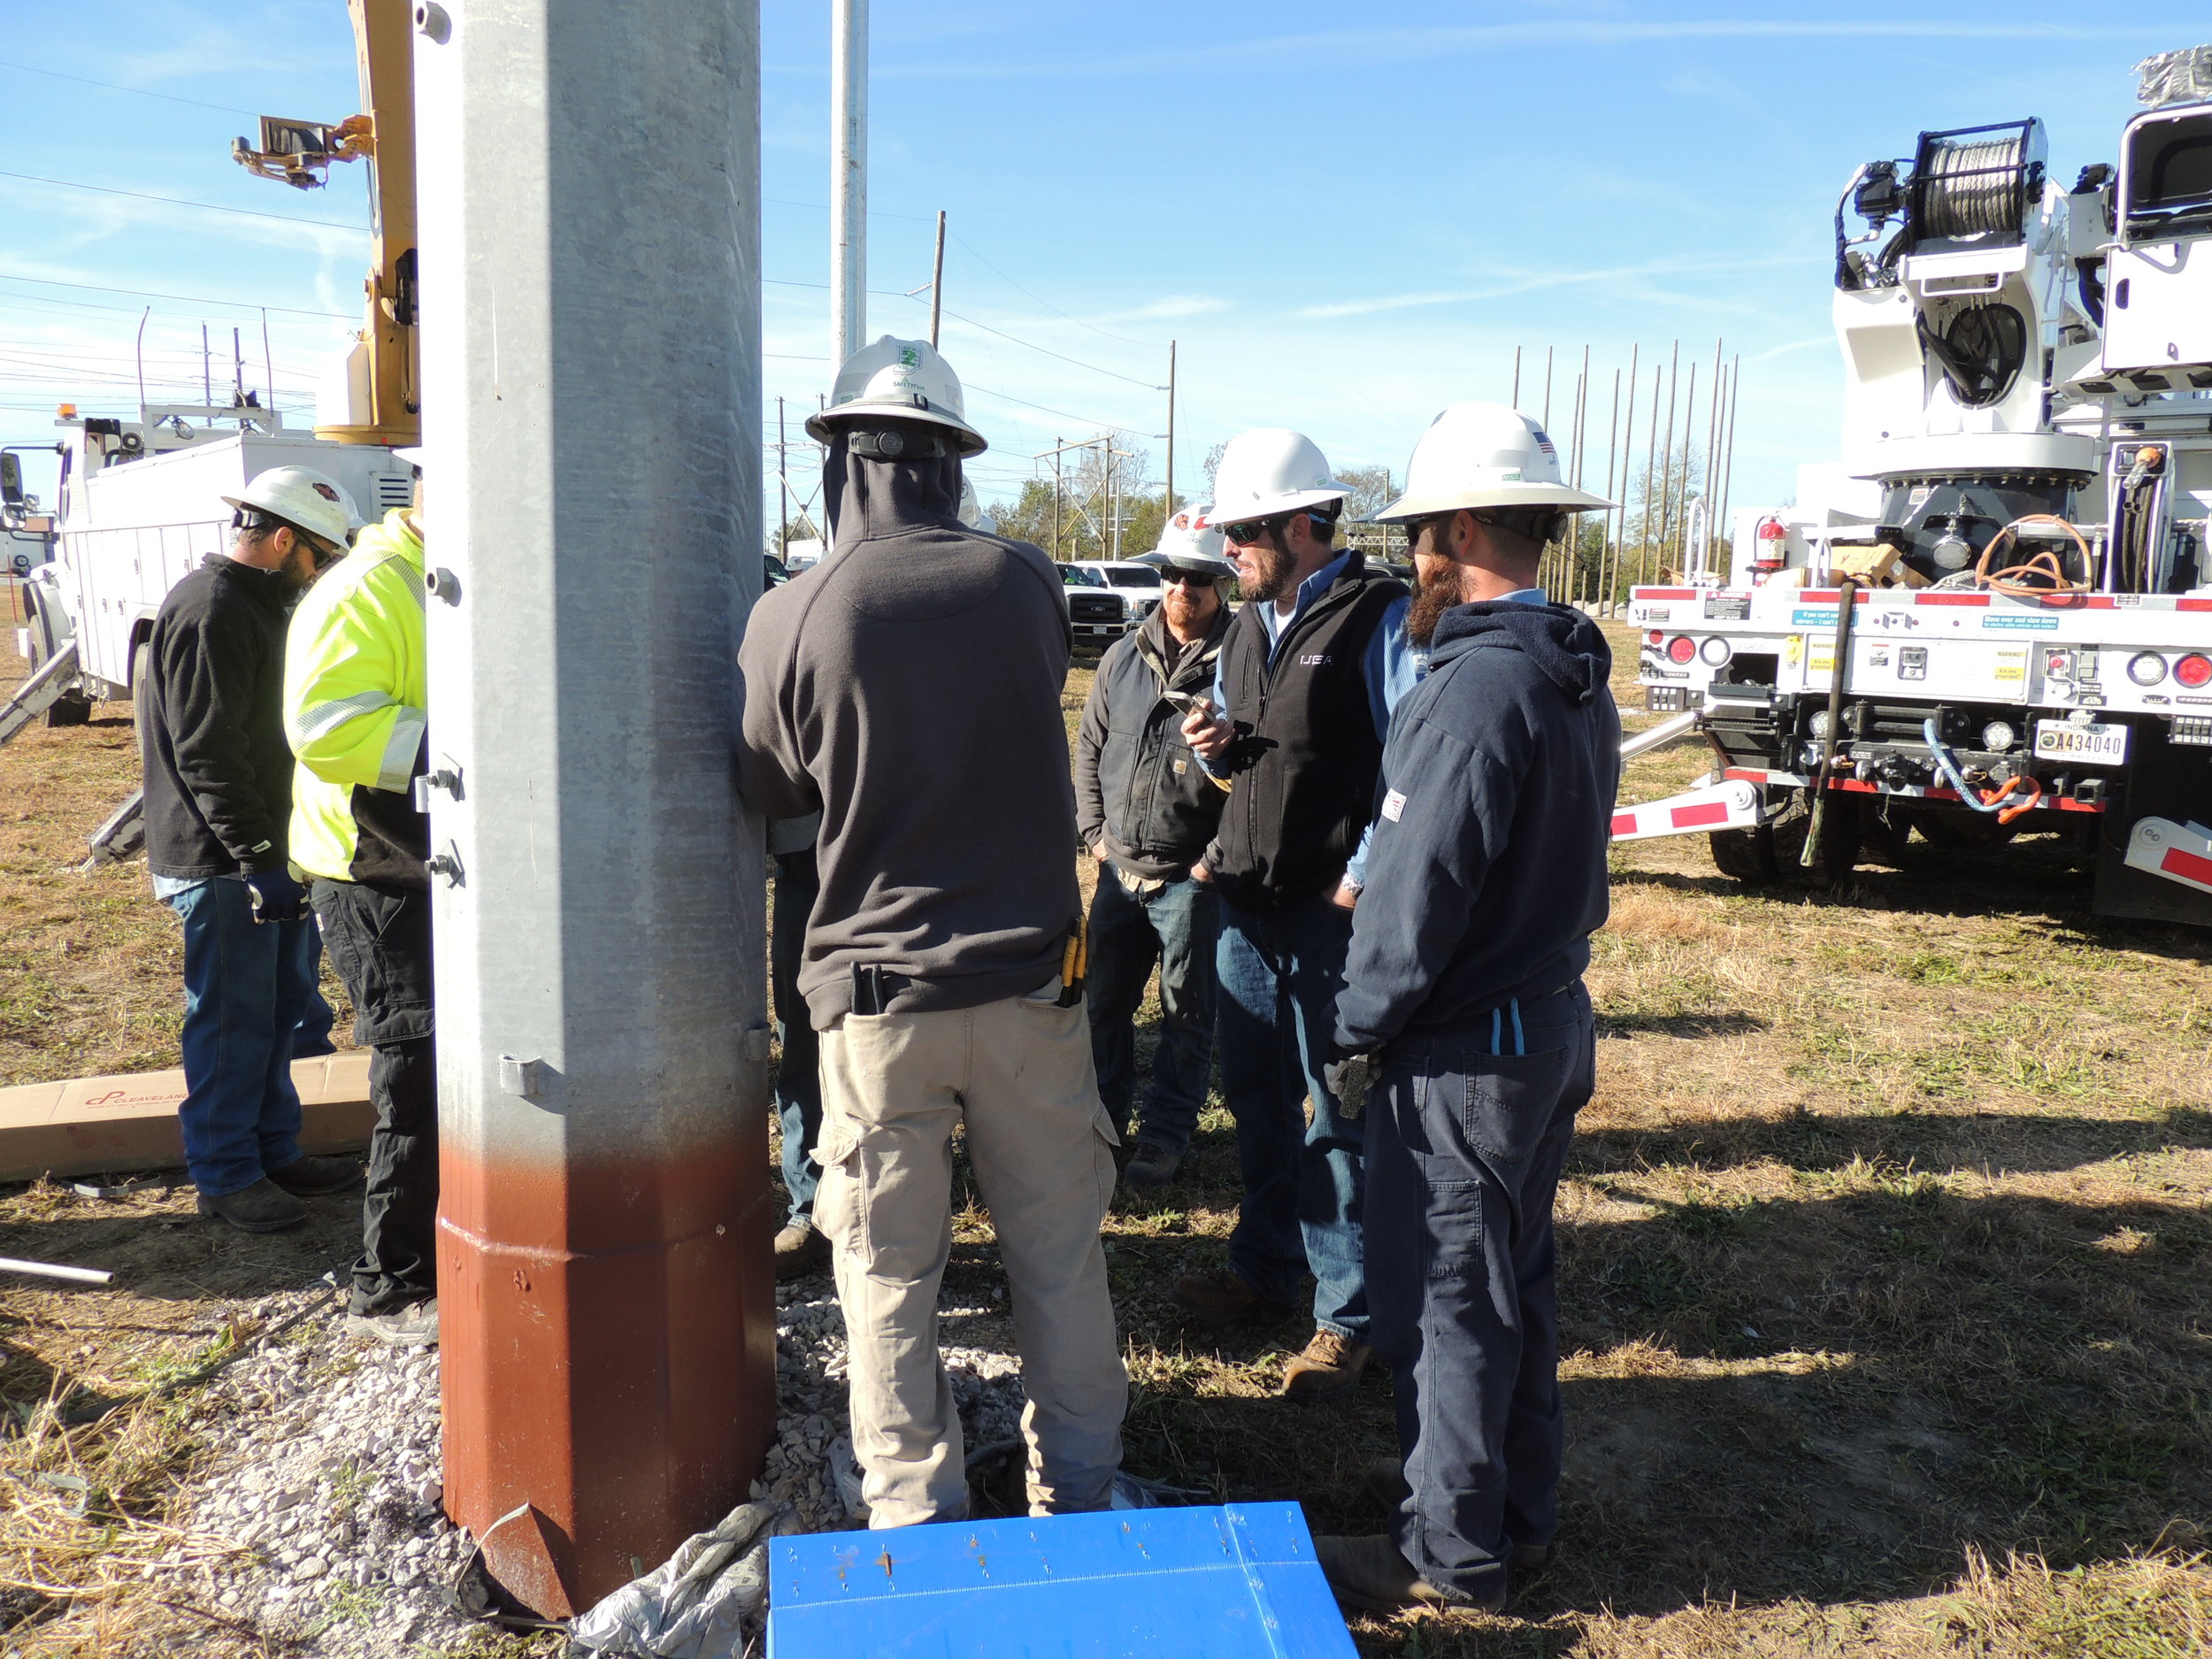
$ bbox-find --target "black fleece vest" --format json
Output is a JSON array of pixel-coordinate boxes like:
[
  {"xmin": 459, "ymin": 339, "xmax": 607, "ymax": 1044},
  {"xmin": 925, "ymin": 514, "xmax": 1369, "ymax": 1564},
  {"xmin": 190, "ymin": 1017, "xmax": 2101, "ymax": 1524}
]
[{"xmin": 1210, "ymin": 560, "xmax": 1406, "ymax": 910}]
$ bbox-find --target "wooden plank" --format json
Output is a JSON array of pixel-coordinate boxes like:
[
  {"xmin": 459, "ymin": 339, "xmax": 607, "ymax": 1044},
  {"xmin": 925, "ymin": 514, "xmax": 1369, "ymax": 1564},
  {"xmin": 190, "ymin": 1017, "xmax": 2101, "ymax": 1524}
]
[{"xmin": 0, "ymin": 1052, "xmax": 373, "ymax": 1183}]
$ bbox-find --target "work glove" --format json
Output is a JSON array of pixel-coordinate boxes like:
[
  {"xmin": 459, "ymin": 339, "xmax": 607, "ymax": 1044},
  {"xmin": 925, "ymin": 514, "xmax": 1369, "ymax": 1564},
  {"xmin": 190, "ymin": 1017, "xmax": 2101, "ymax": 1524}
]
[
  {"xmin": 245, "ymin": 868, "xmax": 310, "ymax": 925},
  {"xmin": 1323, "ymin": 1051, "xmax": 1379, "ymax": 1120}
]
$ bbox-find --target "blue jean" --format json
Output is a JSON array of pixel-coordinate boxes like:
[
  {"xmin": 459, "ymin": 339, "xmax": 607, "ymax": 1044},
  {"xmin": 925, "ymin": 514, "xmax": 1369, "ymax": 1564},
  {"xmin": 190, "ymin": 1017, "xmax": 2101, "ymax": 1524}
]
[
  {"xmin": 160, "ymin": 877, "xmax": 319, "ymax": 1198},
  {"xmin": 1086, "ymin": 866, "xmax": 1218, "ymax": 1156},
  {"xmin": 773, "ymin": 849, "xmax": 825, "ymax": 1226},
  {"xmin": 1366, "ymin": 981, "xmax": 1594, "ymax": 1605},
  {"xmin": 1215, "ymin": 892, "xmax": 1364, "ymax": 1337}
]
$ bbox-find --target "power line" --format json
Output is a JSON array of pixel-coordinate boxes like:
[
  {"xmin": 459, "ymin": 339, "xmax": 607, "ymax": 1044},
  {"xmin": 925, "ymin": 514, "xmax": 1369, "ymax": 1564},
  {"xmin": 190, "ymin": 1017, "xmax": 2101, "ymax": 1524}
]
[
  {"xmin": 0, "ymin": 170, "xmax": 364, "ymax": 232},
  {"xmin": 922, "ymin": 298, "xmax": 1164, "ymax": 389},
  {"xmin": 964, "ymin": 382, "xmax": 1147, "ymax": 434},
  {"xmin": 946, "ymin": 229, "xmax": 1169, "ymax": 350},
  {"xmin": 0, "ymin": 57, "xmax": 263, "ymax": 117},
  {"xmin": 0, "ymin": 271, "xmax": 350, "ymax": 319}
]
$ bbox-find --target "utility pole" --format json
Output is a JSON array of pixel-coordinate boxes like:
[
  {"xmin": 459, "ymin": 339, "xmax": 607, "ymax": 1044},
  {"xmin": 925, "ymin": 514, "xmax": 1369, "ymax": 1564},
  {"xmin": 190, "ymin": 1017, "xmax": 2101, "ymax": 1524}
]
[
  {"xmin": 1164, "ymin": 340, "xmax": 1176, "ymax": 516},
  {"xmin": 1509, "ymin": 345, "xmax": 1521, "ymax": 407},
  {"xmin": 1638, "ymin": 362, "xmax": 1662, "ymax": 588},
  {"xmin": 778, "ymin": 395, "xmax": 790, "ymax": 556},
  {"xmin": 1656, "ymin": 341, "xmax": 1679, "ymax": 580},
  {"xmin": 1610, "ymin": 363, "xmax": 1628, "ymax": 619},
  {"xmin": 928, "ymin": 210, "xmax": 945, "ymax": 349},
  {"xmin": 202, "ymin": 323, "xmax": 211, "ymax": 411},
  {"xmin": 830, "ymin": 0, "xmax": 867, "ymax": 367},
  {"xmin": 1719, "ymin": 352, "xmax": 1741, "ymax": 557},
  {"xmin": 412, "ymin": 0, "xmax": 770, "ymax": 1619},
  {"xmin": 1608, "ymin": 342, "xmax": 1638, "ymax": 613}
]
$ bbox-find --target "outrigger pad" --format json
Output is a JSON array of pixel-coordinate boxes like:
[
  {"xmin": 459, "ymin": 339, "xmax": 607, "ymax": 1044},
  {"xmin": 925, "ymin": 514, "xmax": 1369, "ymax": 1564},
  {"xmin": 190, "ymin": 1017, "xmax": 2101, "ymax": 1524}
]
[{"xmin": 767, "ymin": 1500, "xmax": 1355, "ymax": 1659}]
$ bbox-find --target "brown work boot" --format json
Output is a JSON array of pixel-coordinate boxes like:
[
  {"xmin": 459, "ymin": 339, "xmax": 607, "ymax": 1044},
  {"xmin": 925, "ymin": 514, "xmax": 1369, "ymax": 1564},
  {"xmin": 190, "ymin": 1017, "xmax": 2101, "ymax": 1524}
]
[
  {"xmin": 1313, "ymin": 1533, "xmax": 1504, "ymax": 1615},
  {"xmin": 1280, "ymin": 1328, "xmax": 1372, "ymax": 1402},
  {"xmin": 775, "ymin": 1222, "xmax": 832, "ymax": 1281},
  {"xmin": 196, "ymin": 1179, "xmax": 308, "ymax": 1234},
  {"xmin": 1361, "ymin": 1456, "xmax": 1559, "ymax": 1571},
  {"xmin": 266, "ymin": 1155, "xmax": 363, "ymax": 1196},
  {"xmin": 1170, "ymin": 1266, "xmax": 1291, "ymax": 1325}
]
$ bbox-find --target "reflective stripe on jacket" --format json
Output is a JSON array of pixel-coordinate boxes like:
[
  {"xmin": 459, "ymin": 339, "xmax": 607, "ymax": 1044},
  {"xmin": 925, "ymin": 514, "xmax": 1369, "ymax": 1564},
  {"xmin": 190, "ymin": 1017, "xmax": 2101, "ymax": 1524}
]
[{"xmin": 283, "ymin": 508, "xmax": 430, "ymax": 887}]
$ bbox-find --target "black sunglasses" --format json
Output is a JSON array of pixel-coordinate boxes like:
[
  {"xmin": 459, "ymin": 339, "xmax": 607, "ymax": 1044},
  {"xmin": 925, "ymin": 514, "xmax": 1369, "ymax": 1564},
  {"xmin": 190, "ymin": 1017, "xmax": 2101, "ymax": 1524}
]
[
  {"xmin": 1157, "ymin": 570, "xmax": 1216, "ymax": 588},
  {"xmin": 1220, "ymin": 511, "xmax": 1335, "ymax": 546}
]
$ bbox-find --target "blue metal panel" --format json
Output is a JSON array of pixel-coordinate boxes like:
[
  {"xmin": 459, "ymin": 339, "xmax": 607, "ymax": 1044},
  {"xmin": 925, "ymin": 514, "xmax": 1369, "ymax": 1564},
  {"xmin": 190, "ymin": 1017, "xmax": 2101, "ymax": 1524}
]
[{"xmin": 767, "ymin": 1501, "xmax": 1356, "ymax": 1659}]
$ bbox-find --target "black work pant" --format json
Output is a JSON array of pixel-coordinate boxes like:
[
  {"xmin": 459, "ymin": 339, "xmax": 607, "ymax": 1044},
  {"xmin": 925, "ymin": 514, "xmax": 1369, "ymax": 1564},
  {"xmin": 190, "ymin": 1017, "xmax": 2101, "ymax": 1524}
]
[
  {"xmin": 1365, "ymin": 981, "xmax": 1594, "ymax": 1604},
  {"xmin": 313, "ymin": 878, "xmax": 438, "ymax": 1317}
]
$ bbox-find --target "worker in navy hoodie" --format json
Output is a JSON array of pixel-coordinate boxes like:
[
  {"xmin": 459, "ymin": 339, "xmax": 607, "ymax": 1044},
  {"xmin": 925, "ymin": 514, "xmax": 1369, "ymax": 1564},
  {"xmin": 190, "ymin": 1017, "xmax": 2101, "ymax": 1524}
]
[{"xmin": 1307, "ymin": 403, "xmax": 1620, "ymax": 1616}]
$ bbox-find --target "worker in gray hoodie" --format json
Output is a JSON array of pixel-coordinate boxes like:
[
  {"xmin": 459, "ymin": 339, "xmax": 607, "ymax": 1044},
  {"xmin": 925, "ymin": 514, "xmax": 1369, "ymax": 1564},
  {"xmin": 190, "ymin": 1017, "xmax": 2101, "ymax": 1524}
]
[
  {"xmin": 733, "ymin": 337, "xmax": 1125, "ymax": 1529},
  {"xmin": 1306, "ymin": 404, "xmax": 1619, "ymax": 1616}
]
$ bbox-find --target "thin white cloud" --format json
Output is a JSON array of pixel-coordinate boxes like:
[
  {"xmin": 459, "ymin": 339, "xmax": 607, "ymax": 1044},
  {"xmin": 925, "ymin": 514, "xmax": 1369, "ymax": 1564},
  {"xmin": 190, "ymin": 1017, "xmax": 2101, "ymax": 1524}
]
[
  {"xmin": 1292, "ymin": 252, "xmax": 1804, "ymax": 319},
  {"xmin": 869, "ymin": 17, "xmax": 2110, "ymax": 81}
]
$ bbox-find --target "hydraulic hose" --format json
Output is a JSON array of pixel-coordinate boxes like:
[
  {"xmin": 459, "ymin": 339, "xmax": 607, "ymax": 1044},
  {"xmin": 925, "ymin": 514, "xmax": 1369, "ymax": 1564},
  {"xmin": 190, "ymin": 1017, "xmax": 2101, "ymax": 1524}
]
[{"xmin": 1920, "ymin": 717, "xmax": 2035, "ymax": 827}]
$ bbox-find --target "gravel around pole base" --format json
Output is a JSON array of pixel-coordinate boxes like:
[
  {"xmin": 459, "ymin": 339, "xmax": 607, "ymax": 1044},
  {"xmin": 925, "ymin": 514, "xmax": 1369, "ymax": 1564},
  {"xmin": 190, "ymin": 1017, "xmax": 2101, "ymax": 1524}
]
[{"xmin": 163, "ymin": 1265, "xmax": 1031, "ymax": 1655}]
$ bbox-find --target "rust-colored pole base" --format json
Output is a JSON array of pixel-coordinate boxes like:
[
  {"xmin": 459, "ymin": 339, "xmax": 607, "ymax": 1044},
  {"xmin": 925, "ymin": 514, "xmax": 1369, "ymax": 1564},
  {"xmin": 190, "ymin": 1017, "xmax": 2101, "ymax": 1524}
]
[{"xmin": 439, "ymin": 1148, "xmax": 776, "ymax": 1616}]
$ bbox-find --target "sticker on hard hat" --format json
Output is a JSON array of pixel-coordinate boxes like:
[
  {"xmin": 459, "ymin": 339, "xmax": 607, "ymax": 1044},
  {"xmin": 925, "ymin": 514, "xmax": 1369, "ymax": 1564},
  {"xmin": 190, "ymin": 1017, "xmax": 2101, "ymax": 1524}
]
[
  {"xmin": 900, "ymin": 347, "xmax": 919, "ymax": 367},
  {"xmin": 1533, "ymin": 432, "xmax": 1555, "ymax": 457},
  {"xmin": 312, "ymin": 482, "xmax": 340, "ymax": 501}
]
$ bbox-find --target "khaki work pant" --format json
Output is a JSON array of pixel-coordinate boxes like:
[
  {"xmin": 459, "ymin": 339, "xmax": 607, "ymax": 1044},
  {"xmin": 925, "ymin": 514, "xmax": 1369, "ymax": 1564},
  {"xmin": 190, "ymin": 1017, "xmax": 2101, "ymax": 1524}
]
[{"xmin": 816, "ymin": 988, "xmax": 1129, "ymax": 1528}]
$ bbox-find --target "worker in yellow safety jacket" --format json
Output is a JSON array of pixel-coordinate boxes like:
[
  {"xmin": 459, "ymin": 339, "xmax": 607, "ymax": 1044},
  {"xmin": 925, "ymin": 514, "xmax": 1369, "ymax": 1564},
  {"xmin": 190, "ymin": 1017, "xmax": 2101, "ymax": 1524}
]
[{"xmin": 285, "ymin": 500, "xmax": 440, "ymax": 1348}]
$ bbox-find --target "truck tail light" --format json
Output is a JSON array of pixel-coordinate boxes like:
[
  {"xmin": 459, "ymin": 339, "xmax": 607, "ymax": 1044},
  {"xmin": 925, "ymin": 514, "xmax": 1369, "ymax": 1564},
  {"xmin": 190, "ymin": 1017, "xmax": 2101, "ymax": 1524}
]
[
  {"xmin": 2177, "ymin": 653, "xmax": 2212, "ymax": 689},
  {"xmin": 1667, "ymin": 635, "xmax": 1697, "ymax": 664}
]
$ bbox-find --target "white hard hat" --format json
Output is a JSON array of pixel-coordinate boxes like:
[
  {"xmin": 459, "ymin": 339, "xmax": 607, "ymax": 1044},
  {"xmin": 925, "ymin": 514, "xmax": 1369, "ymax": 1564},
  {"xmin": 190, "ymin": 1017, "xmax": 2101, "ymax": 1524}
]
[
  {"xmin": 806, "ymin": 334, "xmax": 987, "ymax": 457},
  {"xmin": 1209, "ymin": 429, "xmax": 1350, "ymax": 523},
  {"xmin": 221, "ymin": 465, "xmax": 358, "ymax": 549},
  {"xmin": 957, "ymin": 478, "xmax": 996, "ymax": 534},
  {"xmin": 1139, "ymin": 503, "xmax": 1232, "ymax": 580},
  {"xmin": 1371, "ymin": 403, "xmax": 1615, "ymax": 522}
]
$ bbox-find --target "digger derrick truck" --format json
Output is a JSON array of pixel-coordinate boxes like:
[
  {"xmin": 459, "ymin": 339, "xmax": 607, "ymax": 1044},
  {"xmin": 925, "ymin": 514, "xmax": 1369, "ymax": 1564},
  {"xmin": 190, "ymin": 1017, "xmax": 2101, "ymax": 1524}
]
[{"xmin": 1619, "ymin": 52, "xmax": 2212, "ymax": 927}]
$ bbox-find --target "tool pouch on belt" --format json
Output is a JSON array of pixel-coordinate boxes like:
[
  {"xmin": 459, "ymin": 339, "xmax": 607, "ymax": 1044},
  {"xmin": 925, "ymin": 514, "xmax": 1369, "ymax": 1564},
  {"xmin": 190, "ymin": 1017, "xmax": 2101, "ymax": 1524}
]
[{"xmin": 1055, "ymin": 918, "xmax": 1088, "ymax": 1007}]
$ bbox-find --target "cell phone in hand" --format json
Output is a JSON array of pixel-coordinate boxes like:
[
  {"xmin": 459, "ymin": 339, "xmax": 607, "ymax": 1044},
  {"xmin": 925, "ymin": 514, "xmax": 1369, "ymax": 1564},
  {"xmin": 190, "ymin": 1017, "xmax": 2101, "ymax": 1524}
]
[{"xmin": 1163, "ymin": 691, "xmax": 1214, "ymax": 721}]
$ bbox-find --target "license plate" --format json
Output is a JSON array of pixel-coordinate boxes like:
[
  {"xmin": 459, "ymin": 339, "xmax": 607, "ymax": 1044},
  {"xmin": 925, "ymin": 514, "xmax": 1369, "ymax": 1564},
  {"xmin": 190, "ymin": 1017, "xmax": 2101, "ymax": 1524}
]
[{"xmin": 2033, "ymin": 719, "xmax": 2128, "ymax": 765}]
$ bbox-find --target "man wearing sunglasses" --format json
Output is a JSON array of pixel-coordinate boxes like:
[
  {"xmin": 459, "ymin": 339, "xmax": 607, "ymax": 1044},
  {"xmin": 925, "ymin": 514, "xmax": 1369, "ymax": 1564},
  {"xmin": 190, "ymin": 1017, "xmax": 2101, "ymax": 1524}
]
[
  {"xmin": 1310, "ymin": 403, "xmax": 1617, "ymax": 1615},
  {"xmin": 1074, "ymin": 509, "xmax": 1236, "ymax": 1191},
  {"xmin": 1169, "ymin": 428, "xmax": 1419, "ymax": 1406},
  {"xmin": 142, "ymin": 467, "xmax": 364, "ymax": 1234}
]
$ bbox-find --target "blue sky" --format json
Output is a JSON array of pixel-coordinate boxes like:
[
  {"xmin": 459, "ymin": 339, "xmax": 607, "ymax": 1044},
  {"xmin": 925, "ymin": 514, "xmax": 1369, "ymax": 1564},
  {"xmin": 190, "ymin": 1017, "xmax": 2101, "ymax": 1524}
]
[{"xmin": 0, "ymin": 4, "xmax": 2201, "ymax": 532}]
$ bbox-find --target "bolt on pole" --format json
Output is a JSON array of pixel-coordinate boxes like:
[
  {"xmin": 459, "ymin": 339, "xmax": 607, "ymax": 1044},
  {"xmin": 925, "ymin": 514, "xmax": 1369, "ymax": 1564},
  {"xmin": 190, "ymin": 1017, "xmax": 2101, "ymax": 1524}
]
[
  {"xmin": 831, "ymin": 0, "xmax": 868, "ymax": 367},
  {"xmin": 412, "ymin": 0, "xmax": 772, "ymax": 1618}
]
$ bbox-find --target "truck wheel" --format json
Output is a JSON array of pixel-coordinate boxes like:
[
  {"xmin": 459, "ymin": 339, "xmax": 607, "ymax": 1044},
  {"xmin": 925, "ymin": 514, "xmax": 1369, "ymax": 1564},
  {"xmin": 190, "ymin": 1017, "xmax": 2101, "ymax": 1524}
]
[
  {"xmin": 1708, "ymin": 826, "xmax": 1778, "ymax": 883},
  {"xmin": 1763, "ymin": 792, "xmax": 1862, "ymax": 888}
]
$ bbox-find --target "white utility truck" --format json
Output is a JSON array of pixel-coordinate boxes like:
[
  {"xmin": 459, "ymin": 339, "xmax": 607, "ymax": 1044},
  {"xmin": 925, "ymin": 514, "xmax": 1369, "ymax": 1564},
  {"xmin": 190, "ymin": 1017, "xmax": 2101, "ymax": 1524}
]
[
  {"xmin": 9, "ymin": 408, "xmax": 412, "ymax": 740},
  {"xmin": 1617, "ymin": 49, "xmax": 2212, "ymax": 928}
]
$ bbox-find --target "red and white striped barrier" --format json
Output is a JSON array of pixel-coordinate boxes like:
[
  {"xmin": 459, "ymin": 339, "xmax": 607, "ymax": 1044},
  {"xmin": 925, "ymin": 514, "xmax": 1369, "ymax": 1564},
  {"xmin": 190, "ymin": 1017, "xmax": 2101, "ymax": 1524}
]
[
  {"xmin": 1609, "ymin": 778, "xmax": 1763, "ymax": 843},
  {"xmin": 2125, "ymin": 817, "xmax": 2212, "ymax": 895}
]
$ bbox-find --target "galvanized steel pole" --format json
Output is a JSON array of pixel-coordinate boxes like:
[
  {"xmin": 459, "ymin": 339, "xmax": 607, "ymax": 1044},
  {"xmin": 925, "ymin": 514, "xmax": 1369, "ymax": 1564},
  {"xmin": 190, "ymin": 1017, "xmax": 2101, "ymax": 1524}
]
[
  {"xmin": 412, "ymin": 0, "xmax": 772, "ymax": 1618},
  {"xmin": 831, "ymin": 0, "xmax": 868, "ymax": 366}
]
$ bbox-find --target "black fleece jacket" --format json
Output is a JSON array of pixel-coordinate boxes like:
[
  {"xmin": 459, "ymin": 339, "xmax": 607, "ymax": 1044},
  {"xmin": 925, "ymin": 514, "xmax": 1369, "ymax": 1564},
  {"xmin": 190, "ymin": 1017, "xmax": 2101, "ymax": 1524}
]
[
  {"xmin": 1333, "ymin": 601, "xmax": 1621, "ymax": 1051},
  {"xmin": 1074, "ymin": 603, "xmax": 1230, "ymax": 879},
  {"xmin": 142, "ymin": 555, "xmax": 296, "ymax": 879},
  {"xmin": 734, "ymin": 439, "xmax": 1079, "ymax": 1025}
]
